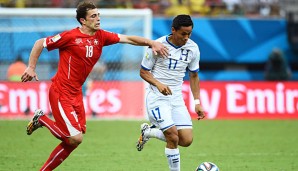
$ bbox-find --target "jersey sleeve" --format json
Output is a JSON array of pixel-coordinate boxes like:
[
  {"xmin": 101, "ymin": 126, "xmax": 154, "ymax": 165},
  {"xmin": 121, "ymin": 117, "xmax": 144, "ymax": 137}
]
[
  {"xmin": 100, "ymin": 30, "xmax": 120, "ymax": 46},
  {"xmin": 44, "ymin": 31, "xmax": 71, "ymax": 51},
  {"xmin": 141, "ymin": 47, "xmax": 156, "ymax": 71},
  {"xmin": 188, "ymin": 48, "xmax": 200, "ymax": 72}
]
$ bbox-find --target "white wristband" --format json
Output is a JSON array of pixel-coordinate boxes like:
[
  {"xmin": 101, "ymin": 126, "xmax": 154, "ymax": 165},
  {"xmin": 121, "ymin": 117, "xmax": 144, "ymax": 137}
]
[{"xmin": 194, "ymin": 99, "xmax": 201, "ymax": 105}]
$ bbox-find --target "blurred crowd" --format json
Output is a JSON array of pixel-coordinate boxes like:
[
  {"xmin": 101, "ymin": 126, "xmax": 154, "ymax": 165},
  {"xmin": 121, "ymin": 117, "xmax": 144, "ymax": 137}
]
[{"xmin": 0, "ymin": 0, "xmax": 288, "ymax": 17}]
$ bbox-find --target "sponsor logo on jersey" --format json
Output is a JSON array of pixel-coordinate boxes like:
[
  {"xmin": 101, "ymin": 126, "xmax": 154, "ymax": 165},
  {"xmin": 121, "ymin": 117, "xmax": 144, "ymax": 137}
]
[{"xmin": 87, "ymin": 39, "xmax": 92, "ymax": 45}]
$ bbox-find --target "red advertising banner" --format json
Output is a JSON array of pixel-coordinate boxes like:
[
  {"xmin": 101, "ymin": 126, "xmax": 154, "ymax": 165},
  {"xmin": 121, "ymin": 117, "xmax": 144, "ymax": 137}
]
[
  {"xmin": 183, "ymin": 81, "xmax": 298, "ymax": 119},
  {"xmin": 0, "ymin": 81, "xmax": 145, "ymax": 119},
  {"xmin": 0, "ymin": 81, "xmax": 297, "ymax": 119}
]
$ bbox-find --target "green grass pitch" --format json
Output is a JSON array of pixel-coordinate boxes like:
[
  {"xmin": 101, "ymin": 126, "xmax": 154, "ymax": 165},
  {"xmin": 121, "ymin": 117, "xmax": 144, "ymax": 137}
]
[{"xmin": 0, "ymin": 119, "xmax": 297, "ymax": 171}]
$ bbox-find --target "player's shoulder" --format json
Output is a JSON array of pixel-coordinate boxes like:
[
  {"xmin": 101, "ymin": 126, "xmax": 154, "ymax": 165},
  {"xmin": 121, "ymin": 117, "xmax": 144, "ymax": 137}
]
[
  {"xmin": 182, "ymin": 39, "xmax": 199, "ymax": 58},
  {"xmin": 155, "ymin": 35, "xmax": 167, "ymax": 43},
  {"xmin": 97, "ymin": 29, "xmax": 107, "ymax": 33},
  {"xmin": 184, "ymin": 39, "xmax": 199, "ymax": 52},
  {"xmin": 97, "ymin": 29, "xmax": 117, "ymax": 35},
  {"xmin": 186, "ymin": 39, "xmax": 199, "ymax": 48},
  {"xmin": 95, "ymin": 29, "xmax": 119, "ymax": 39},
  {"xmin": 48, "ymin": 28, "xmax": 76, "ymax": 41},
  {"xmin": 64, "ymin": 27, "xmax": 80, "ymax": 34},
  {"xmin": 58, "ymin": 27, "xmax": 80, "ymax": 38}
]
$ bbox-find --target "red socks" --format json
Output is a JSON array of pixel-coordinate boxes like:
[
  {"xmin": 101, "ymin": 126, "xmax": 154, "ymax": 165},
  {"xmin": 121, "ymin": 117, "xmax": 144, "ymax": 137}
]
[
  {"xmin": 38, "ymin": 115, "xmax": 76, "ymax": 170},
  {"xmin": 39, "ymin": 115, "xmax": 70, "ymax": 144},
  {"xmin": 40, "ymin": 142, "xmax": 77, "ymax": 171}
]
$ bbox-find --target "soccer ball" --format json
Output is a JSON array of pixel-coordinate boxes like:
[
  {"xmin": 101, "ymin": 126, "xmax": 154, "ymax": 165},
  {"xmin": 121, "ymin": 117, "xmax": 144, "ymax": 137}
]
[{"xmin": 195, "ymin": 162, "xmax": 219, "ymax": 171}]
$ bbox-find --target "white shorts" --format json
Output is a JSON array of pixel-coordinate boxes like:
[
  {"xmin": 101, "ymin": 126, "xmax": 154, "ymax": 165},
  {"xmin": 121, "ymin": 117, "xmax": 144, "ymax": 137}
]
[{"xmin": 145, "ymin": 88, "xmax": 192, "ymax": 132}]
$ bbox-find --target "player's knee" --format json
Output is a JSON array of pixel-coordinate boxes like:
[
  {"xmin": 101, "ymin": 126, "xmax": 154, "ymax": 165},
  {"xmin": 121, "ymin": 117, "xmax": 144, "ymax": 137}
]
[
  {"xmin": 166, "ymin": 135, "xmax": 179, "ymax": 149},
  {"xmin": 170, "ymin": 134, "xmax": 179, "ymax": 144},
  {"xmin": 165, "ymin": 132, "xmax": 179, "ymax": 145},
  {"xmin": 68, "ymin": 134, "xmax": 83, "ymax": 146},
  {"xmin": 179, "ymin": 137, "xmax": 193, "ymax": 147},
  {"xmin": 177, "ymin": 129, "xmax": 193, "ymax": 147}
]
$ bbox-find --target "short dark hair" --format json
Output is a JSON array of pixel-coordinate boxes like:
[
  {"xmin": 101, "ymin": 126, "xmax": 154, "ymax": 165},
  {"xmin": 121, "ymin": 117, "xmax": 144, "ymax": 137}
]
[
  {"xmin": 172, "ymin": 14, "xmax": 193, "ymax": 30},
  {"xmin": 76, "ymin": 1, "xmax": 97, "ymax": 25}
]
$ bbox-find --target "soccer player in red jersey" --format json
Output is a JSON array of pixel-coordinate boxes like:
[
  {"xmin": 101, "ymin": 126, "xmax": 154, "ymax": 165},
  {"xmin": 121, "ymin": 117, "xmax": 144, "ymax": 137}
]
[{"xmin": 21, "ymin": 1, "xmax": 168, "ymax": 170}]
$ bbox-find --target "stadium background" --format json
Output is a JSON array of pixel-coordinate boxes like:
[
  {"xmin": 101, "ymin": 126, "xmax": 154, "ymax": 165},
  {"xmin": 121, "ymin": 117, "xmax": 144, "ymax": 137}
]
[
  {"xmin": 0, "ymin": 1, "xmax": 298, "ymax": 171},
  {"xmin": 0, "ymin": 0, "xmax": 297, "ymax": 119}
]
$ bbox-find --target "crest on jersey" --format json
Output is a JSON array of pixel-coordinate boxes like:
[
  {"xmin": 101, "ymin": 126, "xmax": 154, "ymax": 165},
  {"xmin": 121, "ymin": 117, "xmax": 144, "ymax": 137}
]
[
  {"xmin": 75, "ymin": 38, "xmax": 83, "ymax": 44},
  {"xmin": 94, "ymin": 39, "xmax": 98, "ymax": 45},
  {"xmin": 50, "ymin": 34, "xmax": 61, "ymax": 43}
]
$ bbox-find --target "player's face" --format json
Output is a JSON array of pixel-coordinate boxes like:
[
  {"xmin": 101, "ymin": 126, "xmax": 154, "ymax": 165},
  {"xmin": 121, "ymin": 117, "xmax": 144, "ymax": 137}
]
[
  {"xmin": 171, "ymin": 26, "xmax": 192, "ymax": 46},
  {"xmin": 84, "ymin": 9, "xmax": 100, "ymax": 31}
]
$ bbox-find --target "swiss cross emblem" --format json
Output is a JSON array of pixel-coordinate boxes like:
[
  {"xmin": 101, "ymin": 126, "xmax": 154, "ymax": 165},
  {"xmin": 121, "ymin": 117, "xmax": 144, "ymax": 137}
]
[{"xmin": 94, "ymin": 39, "xmax": 98, "ymax": 45}]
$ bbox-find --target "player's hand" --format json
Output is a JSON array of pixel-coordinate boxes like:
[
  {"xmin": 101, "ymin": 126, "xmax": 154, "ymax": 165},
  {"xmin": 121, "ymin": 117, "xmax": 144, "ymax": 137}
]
[
  {"xmin": 195, "ymin": 104, "xmax": 205, "ymax": 120},
  {"xmin": 21, "ymin": 67, "xmax": 39, "ymax": 82},
  {"xmin": 151, "ymin": 41, "xmax": 168, "ymax": 58},
  {"xmin": 156, "ymin": 82, "xmax": 172, "ymax": 96}
]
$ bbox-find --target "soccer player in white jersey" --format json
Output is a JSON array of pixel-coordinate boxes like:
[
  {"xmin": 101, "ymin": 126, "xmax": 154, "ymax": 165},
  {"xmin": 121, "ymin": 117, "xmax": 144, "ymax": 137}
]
[{"xmin": 136, "ymin": 14, "xmax": 205, "ymax": 171}]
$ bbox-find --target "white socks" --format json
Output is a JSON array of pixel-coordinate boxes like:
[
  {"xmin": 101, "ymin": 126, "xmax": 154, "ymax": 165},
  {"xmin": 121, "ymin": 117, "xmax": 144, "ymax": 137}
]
[
  {"xmin": 145, "ymin": 128, "xmax": 166, "ymax": 142},
  {"xmin": 144, "ymin": 127, "xmax": 180, "ymax": 171},
  {"xmin": 165, "ymin": 148, "xmax": 180, "ymax": 171}
]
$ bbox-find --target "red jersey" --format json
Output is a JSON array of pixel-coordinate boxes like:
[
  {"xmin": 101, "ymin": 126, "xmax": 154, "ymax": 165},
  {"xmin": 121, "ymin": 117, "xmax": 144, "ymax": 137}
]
[{"xmin": 44, "ymin": 28, "xmax": 120, "ymax": 95}]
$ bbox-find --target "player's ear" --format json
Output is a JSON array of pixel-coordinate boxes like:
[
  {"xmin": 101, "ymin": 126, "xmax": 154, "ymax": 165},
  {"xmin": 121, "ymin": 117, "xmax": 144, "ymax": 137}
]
[
  {"xmin": 80, "ymin": 18, "xmax": 86, "ymax": 24},
  {"xmin": 171, "ymin": 27, "xmax": 175, "ymax": 32}
]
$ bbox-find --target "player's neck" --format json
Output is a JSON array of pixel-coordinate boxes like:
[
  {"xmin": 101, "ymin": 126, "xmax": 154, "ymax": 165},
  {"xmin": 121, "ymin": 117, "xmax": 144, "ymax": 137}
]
[
  {"xmin": 168, "ymin": 36, "xmax": 178, "ymax": 46},
  {"xmin": 79, "ymin": 27, "xmax": 96, "ymax": 36}
]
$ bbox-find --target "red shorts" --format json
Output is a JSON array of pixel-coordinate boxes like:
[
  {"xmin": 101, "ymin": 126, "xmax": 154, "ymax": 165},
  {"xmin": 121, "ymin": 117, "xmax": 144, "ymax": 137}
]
[{"xmin": 49, "ymin": 84, "xmax": 86, "ymax": 137}]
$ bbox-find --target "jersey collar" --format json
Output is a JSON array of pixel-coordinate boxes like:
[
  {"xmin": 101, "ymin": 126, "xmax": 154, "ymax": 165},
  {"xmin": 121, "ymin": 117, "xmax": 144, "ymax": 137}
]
[{"xmin": 166, "ymin": 34, "xmax": 182, "ymax": 49}]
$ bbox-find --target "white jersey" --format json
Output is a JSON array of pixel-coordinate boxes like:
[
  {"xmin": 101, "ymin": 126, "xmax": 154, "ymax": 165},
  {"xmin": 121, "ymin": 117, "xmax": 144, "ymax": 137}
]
[{"xmin": 141, "ymin": 35, "xmax": 200, "ymax": 93}]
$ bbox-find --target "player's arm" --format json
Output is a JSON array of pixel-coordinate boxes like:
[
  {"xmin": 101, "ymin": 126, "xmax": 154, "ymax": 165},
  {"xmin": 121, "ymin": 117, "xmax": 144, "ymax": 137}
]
[
  {"xmin": 21, "ymin": 38, "xmax": 45, "ymax": 82},
  {"xmin": 189, "ymin": 71, "xmax": 205, "ymax": 120},
  {"xmin": 140, "ymin": 68, "xmax": 172, "ymax": 96},
  {"xmin": 118, "ymin": 34, "xmax": 168, "ymax": 58}
]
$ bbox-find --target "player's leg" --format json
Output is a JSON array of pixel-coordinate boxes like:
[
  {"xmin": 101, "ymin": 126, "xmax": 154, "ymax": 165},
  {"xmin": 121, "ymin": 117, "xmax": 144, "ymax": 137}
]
[
  {"xmin": 142, "ymin": 124, "xmax": 181, "ymax": 171},
  {"xmin": 136, "ymin": 123, "xmax": 166, "ymax": 151},
  {"xmin": 40, "ymin": 141, "xmax": 76, "ymax": 171},
  {"xmin": 136, "ymin": 91, "xmax": 167, "ymax": 151},
  {"xmin": 147, "ymin": 93, "xmax": 180, "ymax": 171},
  {"xmin": 74, "ymin": 93, "xmax": 86, "ymax": 134},
  {"xmin": 28, "ymin": 86, "xmax": 72, "ymax": 143},
  {"xmin": 40, "ymin": 127, "xmax": 83, "ymax": 171},
  {"xmin": 146, "ymin": 124, "xmax": 166, "ymax": 141},
  {"xmin": 27, "ymin": 111, "xmax": 76, "ymax": 145},
  {"xmin": 39, "ymin": 87, "xmax": 84, "ymax": 170},
  {"xmin": 136, "ymin": 123, "xmax": 150, "ymax": 151},
  {"xmin": 161, "ymin": 95, "xmax": 193, "ymax": 171},
  {"xmin": 26, "ymin": 109, "xmax": 45, "ymax": 135},
  {"xmin": 163, "ymin": 126, "xmax": 181, "ymax": 171},
  {"xmin": 26, "ymin": 86, "xmax": 70, "ymax": 144},
  {"xmin": 177, "ymin": 129, "xmax": 193, "ymax": 147},
  {"xmin": 163, "ymin": 119, "xmax": 193, "ymax": 171},
  {"xmin": 172, "ymin": 99, "xmax": 194, "ymax": 147}
]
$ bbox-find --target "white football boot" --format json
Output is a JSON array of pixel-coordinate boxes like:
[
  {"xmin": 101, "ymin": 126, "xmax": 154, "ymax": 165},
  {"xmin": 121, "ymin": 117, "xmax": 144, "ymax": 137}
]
[
  {"xmin": 136, "ymin": 123, "xmax": 150, "ymax": 151},
  {"xmin": 26, "ymin": 109, "xmax": 44, "ymax": 135}
]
